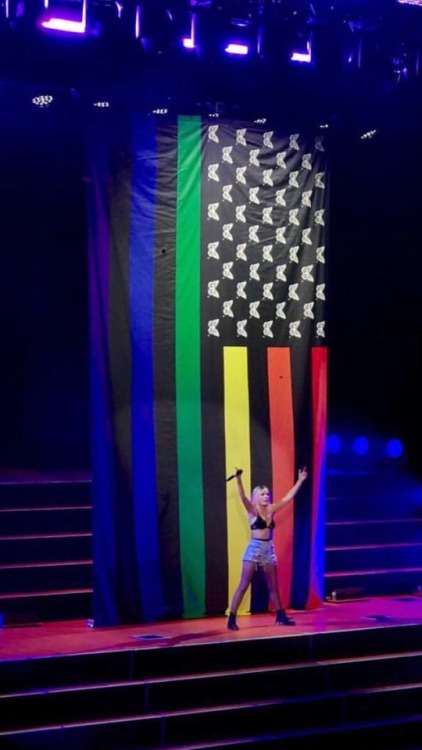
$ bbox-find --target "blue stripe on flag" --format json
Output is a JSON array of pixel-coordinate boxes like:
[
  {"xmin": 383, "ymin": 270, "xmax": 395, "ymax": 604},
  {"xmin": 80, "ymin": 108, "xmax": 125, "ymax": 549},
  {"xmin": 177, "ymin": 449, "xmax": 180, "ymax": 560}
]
[{"xmin": 130, "ymin": 115, "xmax": 165, "ymax": 620}]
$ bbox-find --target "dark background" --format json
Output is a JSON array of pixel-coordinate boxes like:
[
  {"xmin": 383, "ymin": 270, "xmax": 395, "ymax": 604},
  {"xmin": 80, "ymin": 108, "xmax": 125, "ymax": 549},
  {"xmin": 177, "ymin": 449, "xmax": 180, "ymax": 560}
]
[{"xmin": 1, "ymin": 0, "xmax": 422, "ymax": 476}]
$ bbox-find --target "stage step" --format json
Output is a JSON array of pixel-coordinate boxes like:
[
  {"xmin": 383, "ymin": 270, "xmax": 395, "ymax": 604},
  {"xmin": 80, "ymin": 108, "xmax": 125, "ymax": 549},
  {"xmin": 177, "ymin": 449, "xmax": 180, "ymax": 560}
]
[
  {"xmin": 325, "ymin": 568, "xmax": 422, "ymax": 598},
  {"xmin": 0, "ymin": 478, "xmax": 91, "ymax": 508},
  {"xmin": 0, "ymin": 533, "xmax": 92, "ymax": 565},
  {"xmin": 0, "ymin": 590, "xmax": 92, "ymax": 624},
  {"xmin": 326, "ymin": 541, "xmax": 422, "ymax": 572},
  {"xmin": 325, "ymin": 470, "xmax": 421, "ymax": 518},
  {"xmin": 0, "ymin": 506, "xmax": 92, "ymax": 535},
  {"xmin": 326, "ymin": 518, "xmax": 422, "ymax": 546},
  {"xmin": 0, "ymin": 478, "xmax": 93, "ymax": 624},
  {"xmin": 324, "ymin": 468, "xmax": 422, "ymax": 599},
  {"xmin": 0, "ymin": 623, "xmax": 421, "ymax": 749}
]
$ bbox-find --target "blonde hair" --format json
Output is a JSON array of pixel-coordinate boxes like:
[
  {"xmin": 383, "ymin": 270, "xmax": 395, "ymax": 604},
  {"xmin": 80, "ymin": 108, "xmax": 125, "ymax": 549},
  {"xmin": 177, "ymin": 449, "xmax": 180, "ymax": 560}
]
[{"xmin": 251, "ymin": 485, "xmax": 271, "ymax": 504}]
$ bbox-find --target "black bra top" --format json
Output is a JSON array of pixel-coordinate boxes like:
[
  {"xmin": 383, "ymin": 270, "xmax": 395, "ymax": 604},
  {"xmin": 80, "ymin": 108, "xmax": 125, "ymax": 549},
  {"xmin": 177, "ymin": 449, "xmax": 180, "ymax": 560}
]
[{"xmin": 250, "ymin": 515, "xmax": 275, "ymax": 530}]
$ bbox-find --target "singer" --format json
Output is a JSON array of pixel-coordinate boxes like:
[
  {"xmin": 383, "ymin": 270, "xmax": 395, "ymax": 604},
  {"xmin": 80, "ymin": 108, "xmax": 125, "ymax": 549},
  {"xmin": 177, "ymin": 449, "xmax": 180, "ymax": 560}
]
[{"xmin": 227, "ymin": 466, "xmax": 308, "ymax": 631}]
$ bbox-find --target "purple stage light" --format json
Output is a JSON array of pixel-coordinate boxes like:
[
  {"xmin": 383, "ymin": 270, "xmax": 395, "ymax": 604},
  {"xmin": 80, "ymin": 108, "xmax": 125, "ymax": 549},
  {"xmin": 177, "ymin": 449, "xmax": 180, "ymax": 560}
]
[
  {"xmin": 386, "ymin": 438, "xmax": 404, "ymax": 459},
  {"xmin": 40, "ymin": 0, "xmax": 87, "ymax": 34},
  {"xmin": 182, "ymin": 12, "xmax": 197, "ymax": 49},
  {"xmin": 225, "ymin": 42, "xmax": 249, "ymax": 56},
  {"xmin": 353, "ymin": 436, "xmax": 370, "ymax": 456},
  {"xmin": 291, "ymin": 40, "xmax": 312, "ymax": 64},
  {"xmin": 41, "ymin": 18, "xmax": 86, "ymax": 33},
  {"xmin": 327, "ymin": 434, "xmax": 342, "ymax": 454}
]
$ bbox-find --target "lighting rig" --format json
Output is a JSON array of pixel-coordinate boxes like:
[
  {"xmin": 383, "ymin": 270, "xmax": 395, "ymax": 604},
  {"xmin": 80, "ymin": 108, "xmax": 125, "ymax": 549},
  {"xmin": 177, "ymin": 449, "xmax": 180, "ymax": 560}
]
[{"xmin": 0, "ymin": 1, "xmax": 421, "ymax": 126}]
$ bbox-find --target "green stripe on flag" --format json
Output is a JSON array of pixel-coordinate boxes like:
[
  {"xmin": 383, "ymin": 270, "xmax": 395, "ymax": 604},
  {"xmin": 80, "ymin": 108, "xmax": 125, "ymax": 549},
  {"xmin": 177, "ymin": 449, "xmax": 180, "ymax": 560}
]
[{"xmin": 175, "ymin": 115, "xmax": 205, "ymax": 617}]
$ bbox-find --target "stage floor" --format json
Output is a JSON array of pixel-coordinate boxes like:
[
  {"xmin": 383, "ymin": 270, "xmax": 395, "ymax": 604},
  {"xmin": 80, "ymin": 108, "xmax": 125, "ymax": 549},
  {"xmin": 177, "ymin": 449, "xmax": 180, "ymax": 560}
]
[{"xmin": 1, "ymin": 595, "xmax": 421, "ymax": 662}]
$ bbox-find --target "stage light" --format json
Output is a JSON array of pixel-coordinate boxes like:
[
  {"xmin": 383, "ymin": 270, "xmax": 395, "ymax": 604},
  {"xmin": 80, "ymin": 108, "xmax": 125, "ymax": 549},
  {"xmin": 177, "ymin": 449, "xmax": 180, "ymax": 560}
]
[
  {"xmin": 291, "ymin": 39, "xmax": 312, "ymax": 64},
  {"xmin": 225, "ymin": 42, "xmax": 249, "ymax": 55},
  {"xmin": 353, "ymin": 436, "xmax": 369, "ymax": 456},
  {"xmin": 39, "ymin": 0, "xmax": 88, "ymax": 34},
  {"xmin": 32, "ymin": 94, "xmax": 54, "ymax": 107},
  {"xmin": 135, "ymin": 4, "xmax": 141, "ymax": 39},
  {"xmin": 361, "ymin": 129, "xmax": 377, "ymax": 140},
  {"xmin": 182, "ymin": 36, "xmax": 195, "ymax": 48},
  {"xmin": 385, "ymin": 438, "xmax": 404, "ymax": 459},
  {"xmin": 182, "ymin": 11, "xmax": 197, "ymax": 50},
  {"xmin": 327, "ymin": 434, "xmax": 342, "ymax": 454}
]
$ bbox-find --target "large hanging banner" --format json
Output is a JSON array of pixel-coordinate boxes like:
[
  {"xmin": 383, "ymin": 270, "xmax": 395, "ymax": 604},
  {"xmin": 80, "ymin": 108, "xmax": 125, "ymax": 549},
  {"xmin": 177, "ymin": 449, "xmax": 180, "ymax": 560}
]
[{"xmin": 88, "ymin": 114, "xmax": 328, "ymax": 626}]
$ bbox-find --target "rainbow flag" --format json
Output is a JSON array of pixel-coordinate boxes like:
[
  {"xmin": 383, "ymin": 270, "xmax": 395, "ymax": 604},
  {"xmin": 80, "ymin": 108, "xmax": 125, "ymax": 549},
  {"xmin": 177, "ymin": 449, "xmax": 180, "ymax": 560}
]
[{"xmin": 88, "ymin": 114, "xmax": 327, "ymax": 625}]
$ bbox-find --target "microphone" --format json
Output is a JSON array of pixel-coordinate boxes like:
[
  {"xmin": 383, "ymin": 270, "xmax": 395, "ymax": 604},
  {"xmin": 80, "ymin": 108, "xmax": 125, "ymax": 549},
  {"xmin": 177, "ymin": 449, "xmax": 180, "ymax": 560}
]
[{"xmin": 226, "ymin": 469, "xmax": 243, "ymax": 482}]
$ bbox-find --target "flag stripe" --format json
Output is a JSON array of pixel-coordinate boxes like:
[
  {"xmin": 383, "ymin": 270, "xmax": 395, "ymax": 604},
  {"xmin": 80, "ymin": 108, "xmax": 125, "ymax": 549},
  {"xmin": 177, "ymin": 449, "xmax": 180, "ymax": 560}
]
[
  {"xmin": 290, "ymin": 345, "xmax": 313, "ymax": 609},
  {"xmin": 88, "ymin": 128, "xmax": 120, "ymax": 626},
  {"xmin": 248, "ymin": 345, "xmax": 272, "ymax": 613},
  {"xmin": 224, "ymin": 346, "xmax": 251, "ymax": 615},
  {"xmin": 153, "ymin": 123, "xmax": 184, "ymax": 618},
  {"xmin": 268, "ymin": 347, "xmax": 295, "ymax": 609},
  {"xmin": 176, "ymin": 116, "xmax": 205, "ymax": 617},
  {"xmin": 200, "ymin": 120, "xmax": 229, "ymax": 617},
  {"xmin": 307, "ymin": 346, "xmax": 328, "ymax": 607},
  {"xmin": 130, "ymin": 117, "xmax": 165, "ymax": 620},
  {"xmin": 108, "ymin": 126, "xmax": 142, "ymax": 622}
]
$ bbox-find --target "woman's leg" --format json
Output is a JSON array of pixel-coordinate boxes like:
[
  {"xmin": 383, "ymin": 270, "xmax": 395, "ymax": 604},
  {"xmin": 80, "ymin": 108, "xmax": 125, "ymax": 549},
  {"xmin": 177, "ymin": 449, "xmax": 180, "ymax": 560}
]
[
  {"xmin": 264, "ymin": 564, "xmax": 282, "ymax": 610},
  {"xmin": 264, "ymin": 565, "xmax": 295, "ymax": 625},
  {"xmin": 229, "ymin": 561, "xmax": 255, "ymax": 614},
  {"xmin": 228, "ymin": 561, "xmax": 255, "ymax": 627}
]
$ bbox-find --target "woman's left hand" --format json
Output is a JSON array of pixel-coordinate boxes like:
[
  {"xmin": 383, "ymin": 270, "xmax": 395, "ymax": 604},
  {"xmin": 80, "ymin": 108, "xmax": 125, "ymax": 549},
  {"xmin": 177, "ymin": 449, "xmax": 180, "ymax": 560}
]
[{"xmin": 298, "ymin": 467, "xmax": 307, "ymax": 482}]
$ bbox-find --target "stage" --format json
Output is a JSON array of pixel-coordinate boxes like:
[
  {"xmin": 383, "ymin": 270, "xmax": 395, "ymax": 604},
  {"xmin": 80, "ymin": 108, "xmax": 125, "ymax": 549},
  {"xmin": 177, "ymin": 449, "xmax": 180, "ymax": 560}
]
[
  {"xmin": 1, "ymin": 594, "xmax": 421, "ymax": 661},
  {"xmin": 0, "ymin": 595, "xmax": 421, "ymax": 749}
]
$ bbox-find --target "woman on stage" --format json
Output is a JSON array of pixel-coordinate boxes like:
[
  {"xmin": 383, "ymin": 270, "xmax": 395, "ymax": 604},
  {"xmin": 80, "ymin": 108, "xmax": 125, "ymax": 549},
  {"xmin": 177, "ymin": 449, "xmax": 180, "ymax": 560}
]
[{"xmin": 227, "ymin": 466, "xmax": 308, "ymax": 631}]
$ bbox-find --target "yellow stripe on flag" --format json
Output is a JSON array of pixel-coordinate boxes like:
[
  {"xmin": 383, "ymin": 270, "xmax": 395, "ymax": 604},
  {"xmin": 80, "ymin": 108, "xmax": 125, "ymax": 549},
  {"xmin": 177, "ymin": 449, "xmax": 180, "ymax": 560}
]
[{"xmin": 224, "ymin": 346, "xmax": 251, "ymax": 615}]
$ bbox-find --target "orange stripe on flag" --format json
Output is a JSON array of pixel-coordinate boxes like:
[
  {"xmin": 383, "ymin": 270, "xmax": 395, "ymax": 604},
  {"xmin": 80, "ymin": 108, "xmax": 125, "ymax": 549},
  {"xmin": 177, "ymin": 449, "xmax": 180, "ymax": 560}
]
[{"xmin": 267, "ymin": 348, "xmax": 295, "ymax": 609}]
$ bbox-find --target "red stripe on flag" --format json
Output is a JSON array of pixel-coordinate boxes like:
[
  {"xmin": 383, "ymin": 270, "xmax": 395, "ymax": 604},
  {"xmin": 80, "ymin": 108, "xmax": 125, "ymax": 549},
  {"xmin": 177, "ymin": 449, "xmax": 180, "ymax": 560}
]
[
  {"xmin": 268, "ymin": 348, "xmax": 295, "ymax": 609},
  {"xmin": 307, "ymin": 346, "xmax": 328, "ymax": 608}
]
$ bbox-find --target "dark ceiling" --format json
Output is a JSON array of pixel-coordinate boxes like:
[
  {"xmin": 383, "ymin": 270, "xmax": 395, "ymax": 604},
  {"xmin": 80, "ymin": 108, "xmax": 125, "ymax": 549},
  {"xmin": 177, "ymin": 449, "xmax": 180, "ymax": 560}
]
[{"xmin": 1, "ymin": 1, "xmax": 422, "ymax": 135}]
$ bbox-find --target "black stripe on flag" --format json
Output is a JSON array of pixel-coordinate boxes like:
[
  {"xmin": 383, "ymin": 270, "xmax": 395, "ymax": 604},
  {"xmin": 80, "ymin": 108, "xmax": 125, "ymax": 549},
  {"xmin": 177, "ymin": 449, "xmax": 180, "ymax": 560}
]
[
  {"xmin": 154, "ymin": 122, "xmax": 184, "ymax": 618},
  {"xmin": 108, "ymin": 122, "xmax": 142, "ymax": 622}
]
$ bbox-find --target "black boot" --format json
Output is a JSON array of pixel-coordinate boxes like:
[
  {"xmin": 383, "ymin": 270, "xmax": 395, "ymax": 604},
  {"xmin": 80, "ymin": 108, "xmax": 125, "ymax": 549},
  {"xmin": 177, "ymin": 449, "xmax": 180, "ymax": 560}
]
[
  {"xmin": 275, "ymin": 609, "xmax": 295, "ymax": 626},
  {"xmin": 227, "ymin": 612, "xmax": 239, "ymax": 631}
]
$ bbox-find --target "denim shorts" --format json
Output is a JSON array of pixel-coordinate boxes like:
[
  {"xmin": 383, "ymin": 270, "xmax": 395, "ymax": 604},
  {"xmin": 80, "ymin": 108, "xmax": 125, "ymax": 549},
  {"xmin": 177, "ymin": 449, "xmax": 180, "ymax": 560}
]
[{"xmin": 242, "ymin": 538, "xmax": 277, "ymax": 569}]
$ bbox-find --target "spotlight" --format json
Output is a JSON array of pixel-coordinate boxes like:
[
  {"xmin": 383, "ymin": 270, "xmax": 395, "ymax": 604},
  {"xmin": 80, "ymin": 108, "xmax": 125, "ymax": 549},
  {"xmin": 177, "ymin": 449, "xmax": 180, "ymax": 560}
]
[
  {"xmin": 290, "ymin": 39, "xmax": 312, "ymax": 64},
  {"xmin": 385, "ymin": 438, "xmax": 404, "ymax": 460},
  {"xmin": 32, "ymin": 94, "xmax": 54, "ymax": 107},
  {"xmin": 38, "ymin": 0, "xmax": 90, "ymax": 35},
  {"xmin": 225, "ymin": 42, "xmax": 249, "ymax": 56},
  {"xmin": 327, "ymin": 434, "xmax": 342, "ymax": 454},
  {"xmin": 353, "ymin": 436, "xmax": 370, "ymax": 456},
  {"xmin": 182, "ymin": 12, "xmax": 197, "ymax": 49},
  {"xmin": 361, "ymin": 129, "xmax": 377, "ymax": 140}
]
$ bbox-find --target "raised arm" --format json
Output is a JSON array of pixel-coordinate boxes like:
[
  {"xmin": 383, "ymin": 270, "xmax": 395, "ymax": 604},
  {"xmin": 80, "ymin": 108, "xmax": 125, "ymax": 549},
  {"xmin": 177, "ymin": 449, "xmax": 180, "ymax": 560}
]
[
  {"xmin": 270, "ymin": 467, "xmax": 308, "ymax": 514},
  {"xmin": 235, "ymin": 469, "xmax": 255, "ymax": 514}
]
